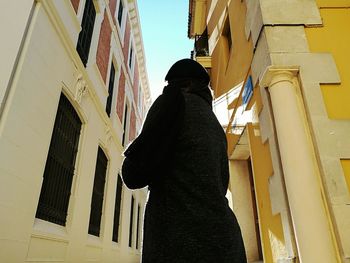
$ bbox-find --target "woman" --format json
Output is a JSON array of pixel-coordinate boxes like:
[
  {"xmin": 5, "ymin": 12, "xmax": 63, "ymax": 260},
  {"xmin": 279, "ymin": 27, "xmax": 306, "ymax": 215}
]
[{"xmin": 122, "ymin": 59, "xmax": 246, "ymax": 263}]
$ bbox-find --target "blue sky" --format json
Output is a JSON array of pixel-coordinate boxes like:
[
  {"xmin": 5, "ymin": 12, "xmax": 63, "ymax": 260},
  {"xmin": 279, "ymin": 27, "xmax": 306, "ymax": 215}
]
[{"xmin": 137, "ymin": 0, "xmax": 194, "ymax": 100}]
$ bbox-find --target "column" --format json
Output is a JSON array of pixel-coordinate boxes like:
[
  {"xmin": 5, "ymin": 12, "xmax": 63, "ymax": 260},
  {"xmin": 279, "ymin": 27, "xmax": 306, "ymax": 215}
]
[{"xmin": 261, "ymin": 67, "xmax": 337, "ymax": 263}]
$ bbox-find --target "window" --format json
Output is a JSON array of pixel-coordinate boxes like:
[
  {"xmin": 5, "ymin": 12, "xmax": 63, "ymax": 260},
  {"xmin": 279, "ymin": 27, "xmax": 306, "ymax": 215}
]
[
  {"xmin": 117, "ymin": 0, "xmax": 124, "ymax": 26},
  {"xmin": 77, "ymin": 0, "xmax": 96, "ymax": 66},
  {"xmin": 128, "ymin": 42, "xmax": 135, "ymax": 79},
  {"xmin": 88, "ymin": 147, "xmax": 108, "ymax": 236},
  {"xmin": 223, "ymin": 17, "xmax": 232, "ymax": 52},
  {"xmin": 136, "ymin": 204, "xmax": 141, "ymax": 250},
  {"xmin": 121, "ymin": 103, "xmax": 129, "ymax": 147},
  {"xmin": 106, "ymin": 63, "xmax": 116, "ymax": 117},
  {"xmin": 112, "ymin": 174, "xmax": 123, "ymax": 242},
  {"xmin": 36, "ymin": 94, "xmax": 82, "ymax": 226},
  {"xmin": 128, "ymin": 195, "xmax": 135, "ymax": 247},
  {"xmin": 194, "ymin": 28, "xmax": 209, "ymax": 56},
  {"xmin": 128, "ymin": 45, "xmax": 134, "ymax": 70}
]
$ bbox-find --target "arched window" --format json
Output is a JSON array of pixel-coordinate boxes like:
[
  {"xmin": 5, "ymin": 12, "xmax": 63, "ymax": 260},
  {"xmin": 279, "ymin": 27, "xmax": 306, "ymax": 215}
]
[{"xmin": 36, "ymin": 93, "xmax": 82, "ymax": 226}]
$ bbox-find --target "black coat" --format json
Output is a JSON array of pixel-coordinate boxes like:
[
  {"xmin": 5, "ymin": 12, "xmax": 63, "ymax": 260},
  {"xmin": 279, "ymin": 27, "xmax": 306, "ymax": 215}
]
[{"xmin": 122, "ymin": 92, "xmax": 246, "ymax": 263}]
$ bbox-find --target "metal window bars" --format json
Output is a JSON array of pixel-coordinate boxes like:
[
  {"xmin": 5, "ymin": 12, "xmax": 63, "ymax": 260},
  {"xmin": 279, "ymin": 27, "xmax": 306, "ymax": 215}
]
[
  {"xmin": 88, "ymin": 147, "xmax": 108, "ymax": 236},
  {"xmin": 76, "ymin": 0, "xmax": 96, "ymax": 67},
  {"xmin": 36, "ymin": 94, "xmax": 82, "ymax": 226}
]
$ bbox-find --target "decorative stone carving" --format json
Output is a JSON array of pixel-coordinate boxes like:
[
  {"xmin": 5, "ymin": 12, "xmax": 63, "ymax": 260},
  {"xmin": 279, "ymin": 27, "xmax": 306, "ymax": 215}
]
[{"xmin": 74, "ymin": 73, "xmax": 88, "ymax": 103}]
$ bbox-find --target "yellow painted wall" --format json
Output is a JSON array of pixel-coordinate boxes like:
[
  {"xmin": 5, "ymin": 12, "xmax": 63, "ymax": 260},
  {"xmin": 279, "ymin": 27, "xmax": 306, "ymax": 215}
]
[
  {"xmin": 247, "ymin": 123, "xmax": 285, "ymax": 263},
  {"xmin": 315, "ymin": 0, "xmax": 350, "ymax": 7},
  {"xmin": 205, "ymin": 1, "xmax": 287, "ymax": 261},
  {"xmin": 208, "ymin": 0, "xmax": 253, "ymax": 98},
  {"xmin": 305, "ymin": 7, "xmax": 350, "ymax": 119},
  {"xmin": 341, "ymin": 159, "xmax": 350, "ymax": 193},
  {"xmin": 192, "ymin": 0, "xmax": 207, "ymax": 36}
]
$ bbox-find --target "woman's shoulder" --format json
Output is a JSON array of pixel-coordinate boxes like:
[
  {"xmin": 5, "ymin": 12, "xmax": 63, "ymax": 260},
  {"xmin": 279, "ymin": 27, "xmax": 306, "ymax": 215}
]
[{"xmin": 182, "ymin": 92, "xmax": 206, "ymax": 104}]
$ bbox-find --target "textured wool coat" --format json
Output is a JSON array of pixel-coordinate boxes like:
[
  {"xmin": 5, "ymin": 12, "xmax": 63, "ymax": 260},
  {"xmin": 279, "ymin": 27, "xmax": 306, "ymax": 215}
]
[{"xmin": 122, "ymin": 91, "xmax": 246, "ymax": 263}]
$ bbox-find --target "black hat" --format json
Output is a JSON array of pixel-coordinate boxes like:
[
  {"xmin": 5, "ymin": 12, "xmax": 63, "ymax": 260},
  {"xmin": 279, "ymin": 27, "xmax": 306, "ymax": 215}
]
[{"xmin": 165, "ymin": 59, "xmax": 210, "ymax": 84}]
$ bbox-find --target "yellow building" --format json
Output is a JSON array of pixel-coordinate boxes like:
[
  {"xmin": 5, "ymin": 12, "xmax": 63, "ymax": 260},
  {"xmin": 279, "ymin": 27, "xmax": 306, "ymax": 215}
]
[
  {"xmin": 189, "ymin": 0, "xmax": 350, "ymax": 262},
  {"xmin": 0, "ymin": 0, "xmax": 150, "ymax": 262}
]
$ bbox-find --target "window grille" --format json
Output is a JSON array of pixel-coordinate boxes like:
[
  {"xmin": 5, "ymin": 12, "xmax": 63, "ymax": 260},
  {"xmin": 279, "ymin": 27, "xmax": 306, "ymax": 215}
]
[
  {"xmin": 122, "ymin": 104, "xmax": 128, "ymax": 147},
  {"xmin": 194, "ymin": 28, "xmax": 209, "ymax": 57},
  {"xmin": 128, "ymin": 46, "xmax": 133, "ymax": 70},
  {"xmin": 128, "ymin": 195, "xmax": 135, "ymax": 247},
  {"xmin": 117, "ymin": 0, "xmax": 124, "ymax": 26},
  {"xmin": 112, "ymin": 174, "xmax": 123, "ymax": 242},
  {"xmin": 106, "ymin": 63, "xmax": 115, "ymax": 117},
  {"xmin": 77, "ymin": 0, "xmax": 96, "ymax": 66},
  {"xmin": 136, "ymin": 204, "xmax": 141, "ymax": 250},
  {"xmin": 36, "ymin": 94, "xmax": 82, "ymax": 226},
  {"xmin": 88, "ymin": 147, "xmax": 108, "ymax": 236}
]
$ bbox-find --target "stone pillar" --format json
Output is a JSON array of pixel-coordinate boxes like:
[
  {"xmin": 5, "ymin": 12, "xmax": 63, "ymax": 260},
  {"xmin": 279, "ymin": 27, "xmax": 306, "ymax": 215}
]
[{"xmin": 261, "ymin": 67, "xmax": 338, "ymax": 263}]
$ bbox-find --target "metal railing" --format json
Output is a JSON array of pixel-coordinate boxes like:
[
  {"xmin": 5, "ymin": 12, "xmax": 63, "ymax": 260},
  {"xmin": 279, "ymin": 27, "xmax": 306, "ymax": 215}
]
[{"xmin": 192, "ymin": 28, "xmax": 209, "ymax": 58}]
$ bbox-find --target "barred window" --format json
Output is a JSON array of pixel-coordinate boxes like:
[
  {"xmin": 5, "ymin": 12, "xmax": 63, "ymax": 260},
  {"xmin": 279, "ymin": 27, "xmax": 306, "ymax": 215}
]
[
  {"xmin": 128, "ymin": 45, "xmax": 134, "ymax": 70},
  {"xmin": 117, "ymin": 0, "xmax": 124, "ymax": 26},
  {"xmin": 36, "ymin": 94, "xmax": 82, "ymax": 226},
  {"xmin": 106, "ymin": 63, "xmax": 116, "ymax": 117},
  {"xmin": 77, "ymin": 0, "xmax": 96, "ymax": 66},
  {"xmin": 136, "ymin": 204, "xmax": 141, "ymax": 250},
  {"xmin": 128, "ymin": 195, "xmax": 135, "ymax": 247},
  {"xmin": 112, "ymin": 174, "xmax": 123, "ymax": 242},
  {"xmin": 88, "ymin": 147, "xmax": 108, "ymax": 236},
  {"xmin": 121, "ymin": 103, "xmax": 129, "ymax": 147}
]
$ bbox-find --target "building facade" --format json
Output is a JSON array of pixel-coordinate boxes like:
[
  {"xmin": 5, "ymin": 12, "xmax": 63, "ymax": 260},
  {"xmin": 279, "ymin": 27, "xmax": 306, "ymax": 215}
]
[
  {"xmin": 0, "ymin": 0, "xmax": 150, "ymax": 262},
  {"xmin": 189, "ymin": 0, "xmax": 350, "ymax": 262}
]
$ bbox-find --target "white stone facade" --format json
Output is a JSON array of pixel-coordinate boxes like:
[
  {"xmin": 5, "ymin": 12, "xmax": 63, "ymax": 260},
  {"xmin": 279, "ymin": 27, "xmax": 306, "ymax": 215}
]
[{"xmin": 0, "ymin": 0, "xmax": 150, "ymax": 262}]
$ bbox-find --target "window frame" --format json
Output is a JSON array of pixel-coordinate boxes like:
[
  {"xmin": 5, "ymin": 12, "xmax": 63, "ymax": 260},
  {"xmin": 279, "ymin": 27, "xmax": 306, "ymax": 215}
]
[
  {"xmin": 112, "ymin": 174, "xmax": 124, "ymax": 243},
  {"xmin": 222, "ymin": 15, "xmax": 232, "ymax": 54},
  {"xmin": 106, "ymin": 61, "xmax": 117, "ymax": 117},
  {"xmin": 128, "ymin": 39, "xmax": 136, "ymax": 79},
  {"xmin": 128, "ymin": 195, "xmax": 135, "ymax": 248},
  {"xmin": 121, "ymin": 99, "xmax": 131, "ymax": 147},
  {"xmin": 76, "ymin": 0, "xmax": 97, "ymax": 67},
  {"xmin": 136, "ymin": 203, "xmax": 141, "ymax": 250},
  {"xmin": 88, "ymin": 146, "xmax": 109, "ymax": 237},
  {"xmin": 35, "ymin": 93, "xmax": 82, "ymax": 227},
  {"xmin": 115, "ymin": 0, "xmax": 127, "ymax": 42}
]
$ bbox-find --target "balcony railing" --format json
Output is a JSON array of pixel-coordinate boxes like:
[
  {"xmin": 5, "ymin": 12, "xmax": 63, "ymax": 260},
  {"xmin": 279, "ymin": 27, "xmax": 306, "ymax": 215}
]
[{"xmin": 192, "ymin": 28, "xmax": 209, "ymax": 58}]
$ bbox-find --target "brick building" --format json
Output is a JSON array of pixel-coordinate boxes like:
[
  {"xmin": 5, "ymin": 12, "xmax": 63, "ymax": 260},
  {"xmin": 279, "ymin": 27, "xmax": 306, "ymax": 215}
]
[{"xmin": 0, "ymin": 0, "xmax": 150, "ymax": 262}]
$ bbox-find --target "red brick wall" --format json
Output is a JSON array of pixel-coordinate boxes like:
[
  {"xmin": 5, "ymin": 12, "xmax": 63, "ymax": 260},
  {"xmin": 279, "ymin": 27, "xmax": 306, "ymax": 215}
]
[
  {"xmin": 109, "ymin": 0, "xmax": 117, "ymax": 24},
  {"xmin": 71, "ymin": 0, "xmax": 80, "ymax": 13},
  {"xmin": 129, "ymin": 106, "xmax": 136, "ymax": 141},
  {"xmin": 96, "ymin": 11, "xmax": 112, "ymax": 83},
  {"xmin": 123, "ymin": 18, "xmax": 131, "ymax": 63},
  {"xmin": 116, "ymin": 70, "xmax": 126, "ymax": 122}
]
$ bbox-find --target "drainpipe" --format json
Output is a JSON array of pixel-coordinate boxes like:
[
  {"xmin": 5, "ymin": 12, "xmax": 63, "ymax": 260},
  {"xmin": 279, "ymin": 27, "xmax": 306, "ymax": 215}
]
[{"xmin": 261, "ymin": 66, "xmax": 338, "ymax": 263}]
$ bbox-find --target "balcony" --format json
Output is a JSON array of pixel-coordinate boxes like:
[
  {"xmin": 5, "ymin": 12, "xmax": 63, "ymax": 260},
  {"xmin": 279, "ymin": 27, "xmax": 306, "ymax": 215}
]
[
  {"xmin": 225, "ymin": 75, "xmax": 254, "ymax": 160},
  {"xmin": 191, "ymin": 29, "xmax": 211, "ymax": 70}
]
